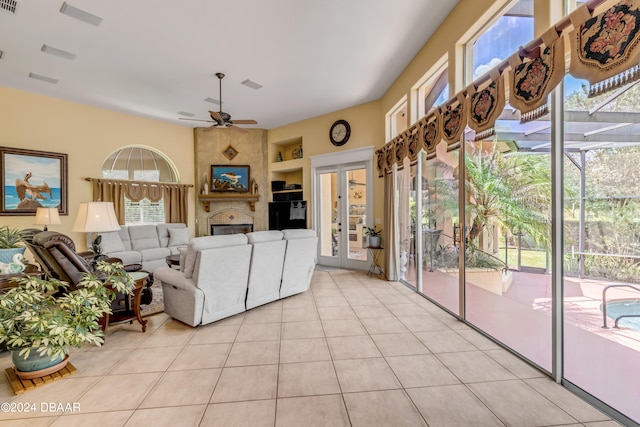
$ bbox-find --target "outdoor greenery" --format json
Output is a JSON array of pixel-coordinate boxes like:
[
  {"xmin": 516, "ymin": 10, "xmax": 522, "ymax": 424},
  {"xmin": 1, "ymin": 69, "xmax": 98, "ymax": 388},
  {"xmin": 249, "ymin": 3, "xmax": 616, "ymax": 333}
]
[
  {"xmin": 432, "ymin": 243, "xmax": 506, "ymax": 271},
  {"xmin": 500, "ymin": 247, "xmax": 547, "ymax": 269},
  {"xmin": 464, "ymin": 144, "xmax": 552, "ymax": 250},
  {"xmin": 563, "ymin": 81, "xmax": 640, "ymax": 283},
  {"xmin": 0, "ymin": 261, "xmax": 134, "ymax": 361}
]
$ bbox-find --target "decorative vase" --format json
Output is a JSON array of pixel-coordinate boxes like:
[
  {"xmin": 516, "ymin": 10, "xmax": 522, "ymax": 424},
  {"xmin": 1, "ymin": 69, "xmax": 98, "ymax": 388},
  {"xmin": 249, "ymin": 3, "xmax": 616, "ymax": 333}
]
[
  {"xmin": 0, "ymin": 247, "xmax": 26, "ymax": 265},
  {"xmin": 369, "ymin": 236, "xmax": 382, "ymax": 248},
  {"xmin": 11, "ymin": 349, "xmax": 66, "ymax": 374}
]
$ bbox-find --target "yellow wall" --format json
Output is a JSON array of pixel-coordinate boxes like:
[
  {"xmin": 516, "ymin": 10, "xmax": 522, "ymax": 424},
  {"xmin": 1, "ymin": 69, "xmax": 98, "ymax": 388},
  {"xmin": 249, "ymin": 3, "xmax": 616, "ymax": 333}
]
[
  {"xmin": 0, "ymin": 86, "xmax": 195, "ymax": 250},
  {"xmin": 381, "ymin": 0, "xmax": 509, "ymax": 126},
  {"xmin": 268, "ymin": 100, "xmax": 384, "ymax": 230}
]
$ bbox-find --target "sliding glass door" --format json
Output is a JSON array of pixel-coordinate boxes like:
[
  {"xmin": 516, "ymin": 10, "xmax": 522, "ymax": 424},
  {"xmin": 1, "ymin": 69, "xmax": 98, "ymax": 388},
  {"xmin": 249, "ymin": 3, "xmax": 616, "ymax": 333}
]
[
  {"xmin": 562, "ymin": 74, "xmax": 640, "ymax": 423},
  {"xmin": 420, "ymin": 146, "xmax": 460, "ymax": 314}
]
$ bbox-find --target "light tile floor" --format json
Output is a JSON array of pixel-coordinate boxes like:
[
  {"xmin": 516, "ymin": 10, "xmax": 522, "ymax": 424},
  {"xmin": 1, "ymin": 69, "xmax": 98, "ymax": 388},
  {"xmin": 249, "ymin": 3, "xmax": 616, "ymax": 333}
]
[{"xmin": 0, "ymin": 268, "xmax": 622, "ymax": 426}]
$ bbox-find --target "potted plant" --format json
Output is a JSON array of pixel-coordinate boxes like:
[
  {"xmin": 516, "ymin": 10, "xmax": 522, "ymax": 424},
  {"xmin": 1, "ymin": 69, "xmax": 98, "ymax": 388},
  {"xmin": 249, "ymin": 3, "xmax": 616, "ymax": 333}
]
[
  {"xmin": 0, "ymin": 226, "xmax": 27, "ymax": 267},
  {"xmin": 365, "ymin": 226, "xmax": 383, "ymax": 248},
  {"xmin": 0, "ymin": 261, "xmax": 134, "ymax": 378}
]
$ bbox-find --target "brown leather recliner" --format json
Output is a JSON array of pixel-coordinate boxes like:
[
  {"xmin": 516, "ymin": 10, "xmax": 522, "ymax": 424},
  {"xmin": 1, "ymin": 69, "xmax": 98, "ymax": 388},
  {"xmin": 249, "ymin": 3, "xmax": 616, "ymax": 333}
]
[{"xmin": 27, "ymin": 230, "xmax": 153, "ymax": 305}]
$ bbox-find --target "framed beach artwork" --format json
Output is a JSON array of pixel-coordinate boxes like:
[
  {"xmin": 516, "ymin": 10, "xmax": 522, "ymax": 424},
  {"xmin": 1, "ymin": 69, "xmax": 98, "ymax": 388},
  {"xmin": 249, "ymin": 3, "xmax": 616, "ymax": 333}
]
[
  {"xmin": 211, "ymin": 165, "xmax": 250, "ymax": 193},
  {"xmin": 0, "ymin": 147, "xmax": 68, "ymax": 216}
]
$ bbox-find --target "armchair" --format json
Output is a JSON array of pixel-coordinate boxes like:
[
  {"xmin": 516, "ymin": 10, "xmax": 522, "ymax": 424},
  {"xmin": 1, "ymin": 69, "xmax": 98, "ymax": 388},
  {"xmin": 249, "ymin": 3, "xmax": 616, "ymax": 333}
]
[{"xmin": 27, "ymin": 230, "xmax": 153, "ymax": 305}]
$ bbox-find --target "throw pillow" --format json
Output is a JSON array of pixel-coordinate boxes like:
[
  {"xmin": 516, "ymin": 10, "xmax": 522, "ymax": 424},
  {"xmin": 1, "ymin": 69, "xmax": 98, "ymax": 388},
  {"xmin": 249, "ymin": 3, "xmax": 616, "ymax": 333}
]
[
  {"xmin": 100, "ymin": 231, "xmax": 126, "ymax": 254},
  {"xmin": 168, "ymin": 227, "xmax": 189, "ymax": 247}
]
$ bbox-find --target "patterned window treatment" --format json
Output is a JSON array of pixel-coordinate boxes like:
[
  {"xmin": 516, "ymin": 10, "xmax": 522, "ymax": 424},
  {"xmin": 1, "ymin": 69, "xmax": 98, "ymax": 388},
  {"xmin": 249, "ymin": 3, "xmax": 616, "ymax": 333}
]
[
  {"xmin": 508, "ymin": 27, "xmax": 565, "ymax": 123},
  {"xmin": 440, "ymin": 94, "xmax": 468, "ymax": 144},
  {"xmin": 375, "ymin": 0, "xmax": 636, "ymax": 177},
  {"xmin": 86, "ymin": 178, "xmax": 192, "ymax": 224},
  {"xmin": 466, "ymin": 69, "xmax": 506, "ymax": 140},
  {"xmin": 569, "ymin": 0, "xmax": 640, "ymax": 97}
]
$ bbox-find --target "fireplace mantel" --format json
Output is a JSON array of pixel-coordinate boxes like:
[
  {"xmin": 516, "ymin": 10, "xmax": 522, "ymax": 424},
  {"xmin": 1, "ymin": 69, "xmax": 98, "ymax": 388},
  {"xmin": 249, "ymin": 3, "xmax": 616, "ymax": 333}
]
[{"xmin": 199, "ymin": 193, "xmax": 260, "ymax": 212}]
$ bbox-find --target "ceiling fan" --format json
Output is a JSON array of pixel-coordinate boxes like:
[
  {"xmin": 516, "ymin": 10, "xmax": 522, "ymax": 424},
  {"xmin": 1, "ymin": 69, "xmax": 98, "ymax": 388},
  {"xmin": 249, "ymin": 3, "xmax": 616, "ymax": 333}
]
[
  {"xmin": 180, "ymin": 72, "xmax": 257, "ymax": 132},
  {"xmin": 349, "ymin": 179, "xmax": 366, "ymax": 190}
]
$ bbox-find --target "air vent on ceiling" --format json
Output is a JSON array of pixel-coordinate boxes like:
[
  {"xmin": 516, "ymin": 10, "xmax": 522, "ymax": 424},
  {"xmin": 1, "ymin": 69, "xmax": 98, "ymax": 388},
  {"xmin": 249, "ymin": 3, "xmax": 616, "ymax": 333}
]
[
  {"xmin": 29, "ymin": 72, "xmax": 58, "ymax": 84},
  {"xmin": 41, "ymin": 44, "xmax": 76, "ymax": 60},
  {"xmin": 0, "ymin": 0, "xmax": 17, "ymax": 14},
  {"xmin": 204, "ymin": 97, "xmax": 221, "ymax": 106},
  {"xmin": 177, "ymin": 111, "xmax": 195, "ymax": 117},
  {"xmin": 60, "ymin": 2, "xmax": 102, "ymax": 26},
  {"xmin": 241, "ymin": 79, "xmax": 263, "ymax": 90}
]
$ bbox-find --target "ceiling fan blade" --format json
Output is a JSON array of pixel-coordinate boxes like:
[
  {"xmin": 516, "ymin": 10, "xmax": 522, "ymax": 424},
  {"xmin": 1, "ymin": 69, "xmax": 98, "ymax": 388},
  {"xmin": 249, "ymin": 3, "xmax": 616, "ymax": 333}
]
[
  {"xmin": 179, "ymin": 118, "xmax": 214, "ymax": 123},
  {"xmin": 209, "ymin": 110, "xmax": 223, "ymax": 121},
  {"xmin": 203, "ymin": 124, "xmax": 219, "ymax": 132},
  {"xmin": 229, "ymin": 124, "xmax": 248, "ymax": 133},
  {"xmin": 231, "ymin": 119, "xmax": 258, "ymax": 125}
]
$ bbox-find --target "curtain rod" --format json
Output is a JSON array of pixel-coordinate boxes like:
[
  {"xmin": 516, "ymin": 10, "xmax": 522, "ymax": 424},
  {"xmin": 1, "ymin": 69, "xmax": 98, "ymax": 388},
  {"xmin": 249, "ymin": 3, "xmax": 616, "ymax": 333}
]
[
  {"xmin": 443, "ymin": 0, "xmax": 609, "ymax": 106},
  {"xmin": 84, "ymin": 177, "xmax": 194, "ymax": 187}
]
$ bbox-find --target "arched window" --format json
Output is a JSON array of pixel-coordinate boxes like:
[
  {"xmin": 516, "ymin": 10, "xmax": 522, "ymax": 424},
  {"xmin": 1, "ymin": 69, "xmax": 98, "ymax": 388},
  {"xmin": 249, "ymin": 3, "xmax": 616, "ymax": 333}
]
[{"xmin": 101, "ymin": 146, "xmax": 179, "ymax": 225}]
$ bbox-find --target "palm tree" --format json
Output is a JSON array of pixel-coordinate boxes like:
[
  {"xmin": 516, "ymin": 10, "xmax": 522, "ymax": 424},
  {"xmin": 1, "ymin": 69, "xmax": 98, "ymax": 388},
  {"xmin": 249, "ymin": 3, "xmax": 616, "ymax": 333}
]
[{"xmin": 464, "ymin": 143, "xmax": 552, "ymax": 251}]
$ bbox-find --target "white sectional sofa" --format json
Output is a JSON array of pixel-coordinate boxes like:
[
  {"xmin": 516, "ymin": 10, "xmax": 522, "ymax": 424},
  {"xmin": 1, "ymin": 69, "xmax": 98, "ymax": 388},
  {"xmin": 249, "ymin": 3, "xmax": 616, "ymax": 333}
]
[
  {"xmin": 95, "ymin": 223, "xmax": 189, "ymax": 272},
  {"xmin": 154, "ymin": 229, "xmax": 318, "ymax": 327}
]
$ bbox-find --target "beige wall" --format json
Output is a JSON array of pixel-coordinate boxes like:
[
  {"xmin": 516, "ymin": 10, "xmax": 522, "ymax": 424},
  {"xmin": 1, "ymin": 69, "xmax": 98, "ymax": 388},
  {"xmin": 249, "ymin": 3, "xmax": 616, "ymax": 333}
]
[
  {"xmin": 268, "ymin": 100, "xmax": 384, "ymax": 230},
  {"xmin": 0, "ymin": 86, "xmax": 195, "ymax": 250},
  {"xmin": 382, "ymin": 0, "xmax": 508, "ymax": 124}
]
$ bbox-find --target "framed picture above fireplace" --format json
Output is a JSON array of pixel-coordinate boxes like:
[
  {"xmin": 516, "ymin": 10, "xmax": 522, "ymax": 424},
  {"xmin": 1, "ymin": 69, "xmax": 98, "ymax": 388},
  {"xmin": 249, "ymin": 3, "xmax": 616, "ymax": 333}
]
[{"xmin": 211, "ymin": 165, "xmax": 250, "ymax": 193}]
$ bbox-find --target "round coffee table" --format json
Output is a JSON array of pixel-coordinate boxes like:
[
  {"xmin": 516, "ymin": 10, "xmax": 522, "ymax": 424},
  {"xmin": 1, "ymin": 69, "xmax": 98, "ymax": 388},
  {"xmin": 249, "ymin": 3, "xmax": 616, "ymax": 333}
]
[{"xmin": 166, "ymin": 254, "xmax": 180, "ymax": 268}]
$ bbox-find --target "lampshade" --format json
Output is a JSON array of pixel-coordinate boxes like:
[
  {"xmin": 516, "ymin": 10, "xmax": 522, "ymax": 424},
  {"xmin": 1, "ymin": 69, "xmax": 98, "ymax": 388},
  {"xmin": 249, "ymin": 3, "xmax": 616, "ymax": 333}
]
[
  {"xmin": 72, "ymin": 202, "xmax": 121, "ymax": 233},
  {"xmin": 34, "ymin": 207, "xmax": 62, "ymax": 228}
]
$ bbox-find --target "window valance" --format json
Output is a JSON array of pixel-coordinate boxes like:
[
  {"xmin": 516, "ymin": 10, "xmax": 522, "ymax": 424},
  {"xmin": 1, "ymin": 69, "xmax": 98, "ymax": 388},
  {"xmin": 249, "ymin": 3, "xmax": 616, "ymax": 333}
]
[
  {"xmin": 376, "ymin": 0, "xmax": 638, "ymax": 176},
  {"xmin": 84, "ymin": 177, "xmax": 193, "ymax": 224}
]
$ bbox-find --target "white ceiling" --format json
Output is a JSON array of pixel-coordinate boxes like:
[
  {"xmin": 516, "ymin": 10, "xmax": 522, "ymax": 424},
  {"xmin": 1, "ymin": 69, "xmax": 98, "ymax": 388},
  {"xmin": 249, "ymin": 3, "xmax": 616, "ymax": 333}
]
[{"xmin": 0, "ymin": 0, "xmax": 458, "ymax": 129}]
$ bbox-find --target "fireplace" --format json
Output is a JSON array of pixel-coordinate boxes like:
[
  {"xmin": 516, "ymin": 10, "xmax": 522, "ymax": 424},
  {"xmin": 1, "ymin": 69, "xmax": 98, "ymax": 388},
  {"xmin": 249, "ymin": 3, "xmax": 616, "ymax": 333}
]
[{"xmin": 209, "ymin": 209, "xmax": 254, "ymax": 236}]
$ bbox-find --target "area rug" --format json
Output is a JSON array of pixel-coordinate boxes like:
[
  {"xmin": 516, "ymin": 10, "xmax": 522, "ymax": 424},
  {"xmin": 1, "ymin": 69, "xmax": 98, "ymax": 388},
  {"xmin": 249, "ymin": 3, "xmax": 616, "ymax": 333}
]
[{"xmin": 140, "ymin": 281, "xmax": 164, "ymax": 317}]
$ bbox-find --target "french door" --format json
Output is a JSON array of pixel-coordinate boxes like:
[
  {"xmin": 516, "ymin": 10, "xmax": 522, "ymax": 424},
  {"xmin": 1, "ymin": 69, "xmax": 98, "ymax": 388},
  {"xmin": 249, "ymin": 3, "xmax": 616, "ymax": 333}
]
[{"xmin": 315, "ymin": 162, "xmax": 372, "ymax": 270}]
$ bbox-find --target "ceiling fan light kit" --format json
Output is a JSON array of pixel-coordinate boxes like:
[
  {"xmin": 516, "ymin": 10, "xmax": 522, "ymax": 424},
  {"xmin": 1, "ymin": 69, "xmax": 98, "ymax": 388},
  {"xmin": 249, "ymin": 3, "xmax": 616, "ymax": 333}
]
[{"xmin": 179, "ymin": 72, "xmax": 257, "ymax": 132}]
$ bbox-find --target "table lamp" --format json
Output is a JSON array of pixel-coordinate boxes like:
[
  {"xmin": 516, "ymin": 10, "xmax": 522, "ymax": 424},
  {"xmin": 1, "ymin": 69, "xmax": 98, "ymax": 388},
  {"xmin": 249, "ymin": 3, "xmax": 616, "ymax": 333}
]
[
  {"xmin": 34, "ymin": 207, "xmax": 62, "ymax": 231},
  {"xmin": 72, "ymin": 202, "xmax": 120, "ymax": 254}
]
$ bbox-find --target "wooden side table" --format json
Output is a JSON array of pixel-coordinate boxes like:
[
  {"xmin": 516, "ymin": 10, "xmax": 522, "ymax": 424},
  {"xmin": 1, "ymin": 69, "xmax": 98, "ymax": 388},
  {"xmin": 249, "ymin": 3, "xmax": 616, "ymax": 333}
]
[
  {"xmin": 367, "ymin": 246, "xmax": 384, "ymax": 277},
  {"xmin": 165, "ymin": 254, "xmax": 180, "ymax": 268},
  {"xmin": 101, "ymin": 271, "xmax": 149, "ymax": 333},
  {"xmin": 0, "ymin": 268, "xmax": 44, "ymax": 293}
]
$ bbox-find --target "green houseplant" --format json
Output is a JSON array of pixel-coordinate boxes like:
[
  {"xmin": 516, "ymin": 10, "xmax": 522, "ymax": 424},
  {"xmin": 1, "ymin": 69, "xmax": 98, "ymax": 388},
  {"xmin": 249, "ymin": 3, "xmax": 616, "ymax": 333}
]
[
  {"xmin": 0, "ymin": 260, "xmax": 134, "ymax": 375},
  {"xmin": 365, "ymin": 226, "xmax": 383, "ymax": 248},
  {"xmin": 0, "ymin": 226, "xmax": 28, "ymax": 266}
]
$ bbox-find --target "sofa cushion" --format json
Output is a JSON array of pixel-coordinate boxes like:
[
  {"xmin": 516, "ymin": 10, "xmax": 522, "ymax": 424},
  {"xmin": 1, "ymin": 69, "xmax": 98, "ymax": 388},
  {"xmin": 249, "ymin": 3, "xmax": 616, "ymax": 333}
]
[
  {"xmin": 100, "ymin": 231, "xmax": 126, "ymax": 254},
  {"xmin": 282, "ymin": 229, "xmax": 316, "ymax": 240},
  {"xmin": 118, "ymin": 227, "xmax": 132, "ymax": 251},
  {"xmin": 139, "ymin": 247, "xmax": 171, "ymax": 262},
  {"xmin": 107, "ymin": 250, "xmax": 142, "ymax": 266},
  {"xmin": 246, "ymin": 230, "xmax": 284, "ymax": 244},
  {"xmin": 156, "ymin": 223, "xmax": 187, "ymax": 247},
  {"xmin": 129, "ymin": 225, "xmax": 160, "ymax": 251},
  {"xmin": 183, "ymin": 234, "xmax": 248, "ymax": 279},
  {"xmin": 168, "ymin": 227, "xmax": 189, "ymax": 247}
]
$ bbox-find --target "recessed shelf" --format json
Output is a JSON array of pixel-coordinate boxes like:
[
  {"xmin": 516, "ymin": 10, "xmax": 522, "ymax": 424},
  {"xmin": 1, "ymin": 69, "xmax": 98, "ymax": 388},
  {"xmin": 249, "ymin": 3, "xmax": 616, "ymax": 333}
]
[{"xmin": 271, "ymin": 158, "xmax": 305, "ymax": 173}]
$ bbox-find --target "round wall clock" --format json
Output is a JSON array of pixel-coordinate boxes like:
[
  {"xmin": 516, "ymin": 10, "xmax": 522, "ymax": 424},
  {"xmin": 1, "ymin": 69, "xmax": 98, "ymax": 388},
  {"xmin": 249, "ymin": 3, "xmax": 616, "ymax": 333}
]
[{"xmin": 329, "ymin": 119, "xmax": 351, "ymax": 146}]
